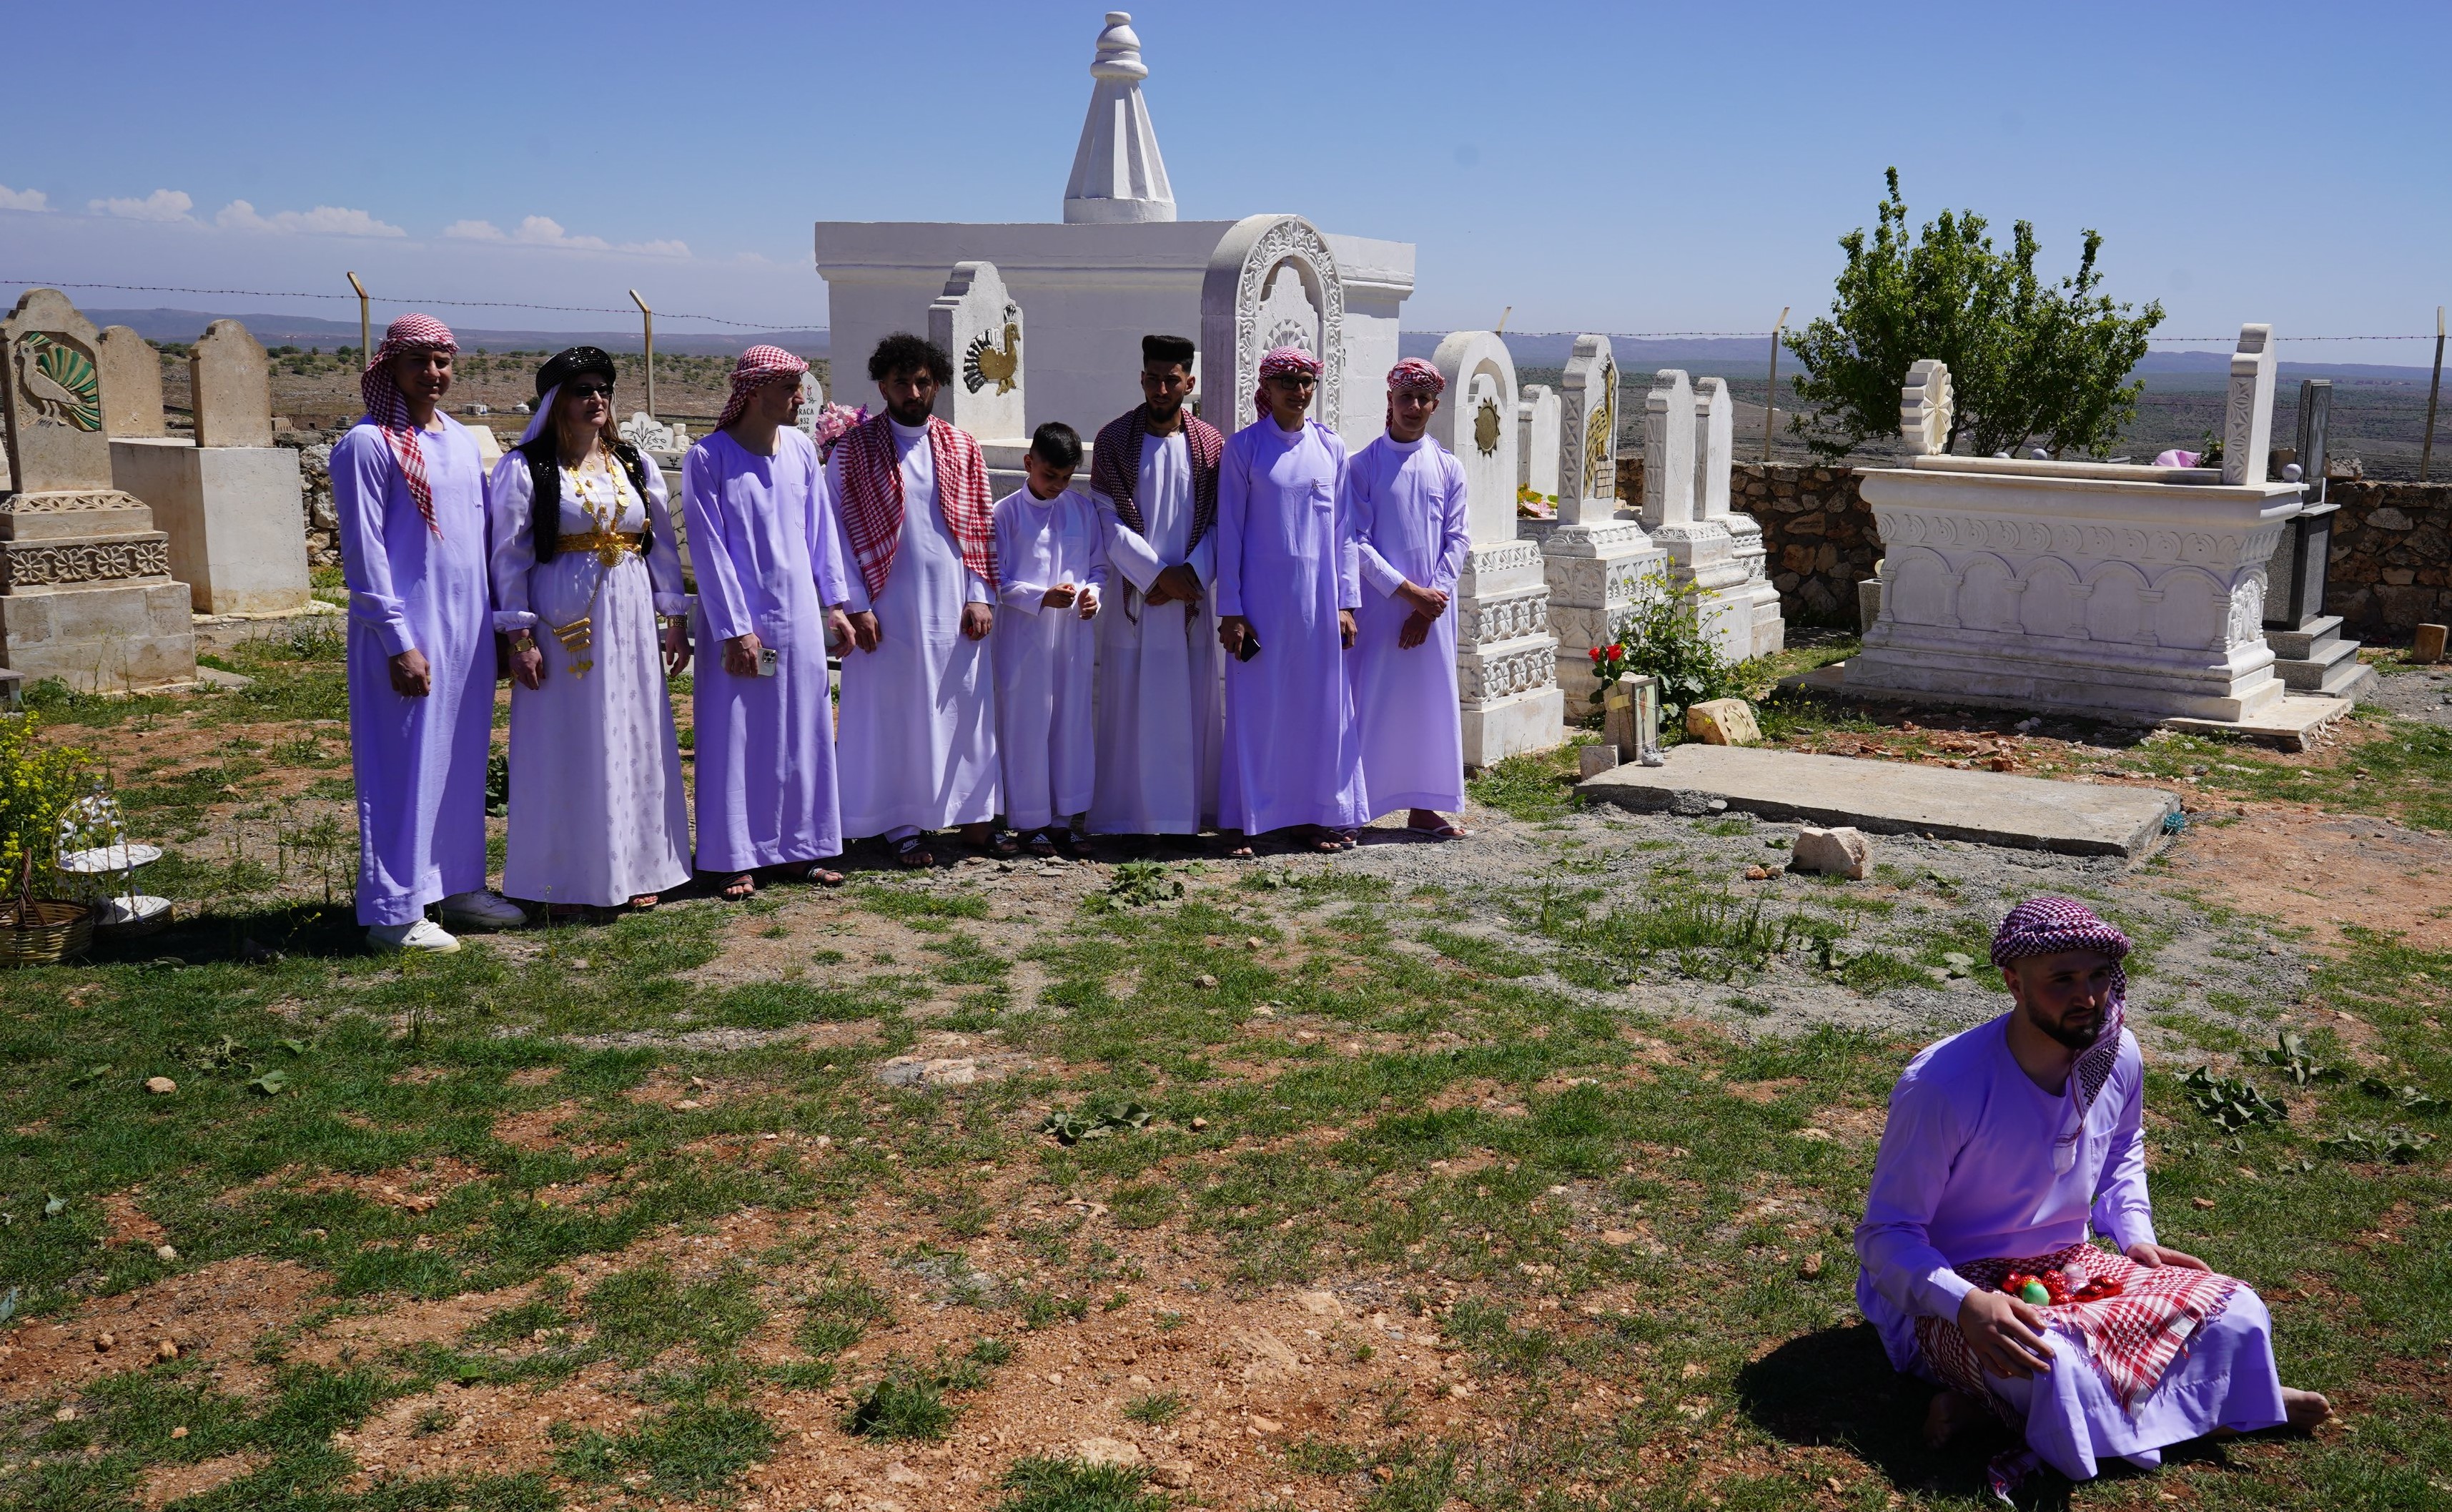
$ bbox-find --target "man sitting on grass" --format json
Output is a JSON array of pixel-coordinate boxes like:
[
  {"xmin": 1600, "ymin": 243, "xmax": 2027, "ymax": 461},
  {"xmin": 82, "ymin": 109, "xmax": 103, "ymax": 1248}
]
[{"xmin": 1854, "ymin": 896, "xmax": 2330, "ymax": 1493}]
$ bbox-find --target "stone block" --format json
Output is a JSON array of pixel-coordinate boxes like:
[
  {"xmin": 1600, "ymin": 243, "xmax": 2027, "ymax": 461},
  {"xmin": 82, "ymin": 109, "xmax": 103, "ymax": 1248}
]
[
  {"xmin": 2414, "ymin": 623, "xmax": 2447, "ymax": 663},
  {"xmin": 1685, "ymin": 698, "xmax": 1761, "ymax": 746},
  {"xmin": 1857, "ymin": 576, "xmax": 1884, "ymax": 634},
  {"xmin": 928, "ymin": 261, "xmax": 1027, "ymax": 442},
  {"xmin": 97, "ymin": 327, "xmax": 166, "ymax": 438},
  {"xmin": 190, "ymin": 321, "xmax": 275, "ymax": 448},
  {"xmin": 0, "ymin": 579, "xmax": 197, "ymax": 691},
  {"xmin": 2, "ymin": 289, "xmax": 112, "ymax": 493},
  {"xmin": 111, "ymin": 440, "xmax": 311, "ymax": 615},
  {"xmin": 1578, "ymin": 744, "xmax": 1621, "ymax": 779},
  {"xmin": 1789, "ymin": 825, "xmax": 1872, "ymax": 880},
  {"xmin": 0, "ymin": 489, "xmax": 156, "ymax": 542}
]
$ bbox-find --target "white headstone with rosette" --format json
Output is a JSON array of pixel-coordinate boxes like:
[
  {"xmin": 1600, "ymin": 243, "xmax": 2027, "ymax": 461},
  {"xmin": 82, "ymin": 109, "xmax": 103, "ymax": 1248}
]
[
  {"xmin": 1528, "ymin": 335, "xmax": 1664, "ymax": 706},
  {"xmin": 1430, "ymin": 331, "xmax": 1561, "ymax": 766}
]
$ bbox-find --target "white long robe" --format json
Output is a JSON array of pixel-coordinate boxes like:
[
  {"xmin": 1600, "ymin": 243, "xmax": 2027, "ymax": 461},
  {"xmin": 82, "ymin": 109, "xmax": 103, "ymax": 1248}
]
[
  {"xmin": 1347, "ymin": 435, "xmax": 1470, "ymax": 815},
  {"xmin": 992, "ymin": 485, "xmax": 1108, "ymax": 832},
  {"xmin": 1089, "ymin": 431, "xmax": 1222, "ymax": 835},
  {"xmin": 487, "ymin": 449, "xmax": 693, "ymax": 906},
  {"xmin": 831, "ymin": 419, "xmax": 1000, "ymax": 839}
]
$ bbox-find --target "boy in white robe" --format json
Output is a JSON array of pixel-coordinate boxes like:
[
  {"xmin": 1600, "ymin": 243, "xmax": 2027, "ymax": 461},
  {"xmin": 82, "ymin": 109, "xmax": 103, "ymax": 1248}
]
[{"xmin": 992, "ymin": 423, "xmax": 1107, "ymax": 856}]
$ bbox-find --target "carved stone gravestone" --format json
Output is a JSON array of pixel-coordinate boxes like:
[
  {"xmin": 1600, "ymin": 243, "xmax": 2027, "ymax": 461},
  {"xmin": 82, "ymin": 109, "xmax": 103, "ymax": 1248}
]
[
  {"xmin": 1517, "ymin": 385, "xmax": 1560, "ymax": 504},
  {"xmin": 1645, "ymin": 368, "xmax": 1741, "ymax": 658},
  {"xmin": 97, "ymin": 327, "xmax": 166, "ymax": 439},
  {"xmin": 791, "ymin": 370, "xmax": 830, "ymax": 442},
  {"xmin": 929, "ymin": 260, "xmax": 1029, "ymax": 443},
  {"xmin": 1532, "ymin": 335, "xmax": 1663, "ymax": 704},
  {"xmin": 1200, "ymin": 214, "xmax": 1345, "ymax": 435},
  {"xmin": 0, "ymin": 289, "xmax": 197, "ymax": 688},
  {"xmin": 190, "ymin": 320, "xmax": 275, "ymax": 448},
  {"xmin": 1430, "ymin": 331, "xmax": 1561, "ymax": 766},
  {"xmin": 2221, "ymin": 323, "xmax": 2277, "ymax": 486},
  {"xmin": 2260, "ymin": 377, "xmax": 2367, "ymax": 697},
  {"xmin": 1699, "ymin": 375, "xmax": 1781, "ymax": 656}
]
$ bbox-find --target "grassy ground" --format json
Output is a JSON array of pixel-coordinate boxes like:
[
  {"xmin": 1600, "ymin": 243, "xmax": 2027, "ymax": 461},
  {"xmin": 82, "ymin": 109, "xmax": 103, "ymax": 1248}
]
[{"xmin": 1, "ymin": 659, "xmax": 2447, "ymax": 1510}]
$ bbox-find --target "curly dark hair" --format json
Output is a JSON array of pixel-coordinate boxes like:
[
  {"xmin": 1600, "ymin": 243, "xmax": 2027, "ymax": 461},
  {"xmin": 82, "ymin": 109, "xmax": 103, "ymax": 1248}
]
[{"xmin": 869, "ymin": 331, "xmax": 952, "ymax": 385}]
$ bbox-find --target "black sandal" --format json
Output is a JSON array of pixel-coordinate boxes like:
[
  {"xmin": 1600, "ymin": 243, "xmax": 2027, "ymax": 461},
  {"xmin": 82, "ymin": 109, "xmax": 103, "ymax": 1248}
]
[
  {"xmin": 982, "ymin": 829, "xmax": 1022, "ymax": 859},
  {"xmin": 1026, "ymin": 830, "xmax": 1059, "ymax": 859},
  {"xmin": 894, "ymin": 836, "xmax": 934, "ymax": 869}
]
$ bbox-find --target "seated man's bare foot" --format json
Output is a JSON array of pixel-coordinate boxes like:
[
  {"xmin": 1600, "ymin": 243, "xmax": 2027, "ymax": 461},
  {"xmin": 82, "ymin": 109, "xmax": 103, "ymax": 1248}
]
[
  {"xmin": 1923, "ymin": 1388, "xmax": 1987, "ymax": 1448},
  {"xmin": 2282, "ymin": 1388, "xmax": 2333, "ymax": 1431}
]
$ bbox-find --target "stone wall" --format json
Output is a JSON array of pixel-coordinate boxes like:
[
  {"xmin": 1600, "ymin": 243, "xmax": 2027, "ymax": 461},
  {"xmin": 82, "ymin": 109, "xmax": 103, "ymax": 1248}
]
[
  {"xmin": 2323, "ymin": 480, "xmax": 2452, "ymax": 636},
  {"xmin": 1614, "ymin": 456, "xmax": 1874, "ymax": 626}
]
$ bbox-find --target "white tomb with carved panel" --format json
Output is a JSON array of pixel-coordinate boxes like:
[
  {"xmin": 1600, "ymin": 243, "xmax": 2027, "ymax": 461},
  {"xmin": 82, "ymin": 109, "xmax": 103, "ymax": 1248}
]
[
  {"xmin": 1430, "ymin": 332, "xmax": 1562, "ymax": 766},
  {"xmin": 1642, "ymin": 370, "xmax": 1749, "ymax": 661},
  {"xmin": 1526, "ymin": 335, "xmax": 1664, "ymax": 706},
  {"xmin": 816, "ymin": 15, "xmax": 1411, "ymax": 448},
  {"xmin": 1844, "ymin": 344, "xmax": 2304, "ymax": 722}
]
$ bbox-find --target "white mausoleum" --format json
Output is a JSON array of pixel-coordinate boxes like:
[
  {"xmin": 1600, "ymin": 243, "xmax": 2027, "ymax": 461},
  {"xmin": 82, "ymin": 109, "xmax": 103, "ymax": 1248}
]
[{"xmin": 814, "ymin": 11, "xmax": 1415, "ymax": 444}]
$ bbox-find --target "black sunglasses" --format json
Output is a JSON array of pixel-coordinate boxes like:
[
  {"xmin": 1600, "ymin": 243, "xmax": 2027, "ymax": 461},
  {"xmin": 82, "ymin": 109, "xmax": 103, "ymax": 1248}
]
[{"xmin": 565, "ymin": 381, "xmax": 614, "ymax": 398}]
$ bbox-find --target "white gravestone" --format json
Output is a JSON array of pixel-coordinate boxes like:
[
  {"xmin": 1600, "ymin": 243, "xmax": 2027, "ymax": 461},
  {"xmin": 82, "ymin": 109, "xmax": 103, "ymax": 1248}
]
[
  {"xmin": 1431, "ymin": 331, "xmax": 1562, "ymax": 766},
  {"xmin": 1201, "ymin": 215, "xmax": 1345, "ymax": 436},
  {"xmin": 1645, "ymin": 370, "xmax": 1744, "ymax": 660},
  {"xmin": 929, "ymin": 260, "xmax": 1029, "ymax": 444},
  {"xmin": 1695, "ymin": 375, "xmax": 1784, "ymax": 658},
  {"xmin": 1517, "ymin": 385, "xmax": 1560, "ymax": 503},
  {"xmin": 2221, "ymin": 324, "xmax": 2277, "ymax": 486},
  {"xmin": 1531, "ymin": 335, "xmax": 1664, "ymax": 705},
  {"xmin": 791, "ymin": 370, "xmax": 829, "ymax": 442},
  {"xmin": 0, "ymin": 288, "xmax": 198, "ymax": 689},
  {"xmin": 1845, "ymin": 349, "xmax": 2308, "ymax": 727}
]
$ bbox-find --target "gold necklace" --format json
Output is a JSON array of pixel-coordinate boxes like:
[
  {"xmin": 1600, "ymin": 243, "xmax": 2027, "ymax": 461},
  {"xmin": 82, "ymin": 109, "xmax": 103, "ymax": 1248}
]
[{"xmin": 547, "ymin": 446, "xmax": 633, "ymax": 680}]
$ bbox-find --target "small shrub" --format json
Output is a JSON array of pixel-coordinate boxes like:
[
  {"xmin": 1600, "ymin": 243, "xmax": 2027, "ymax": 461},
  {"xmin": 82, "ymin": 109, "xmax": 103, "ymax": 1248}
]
[
  {"xmin": 1593, "ymin": 573, "xmax": 1739, "ymax": 728},
  {"xmin": 844, "ymin": 1372, "xmax": 957, "ymax": 1441},
  {"xmin": 993, "ymin": 1456, "xmax": 1168, "ymax": 1512},
  {"xmin": 1122, "ymin": 1390, "xmax": 1185, "ymax": 1427}
]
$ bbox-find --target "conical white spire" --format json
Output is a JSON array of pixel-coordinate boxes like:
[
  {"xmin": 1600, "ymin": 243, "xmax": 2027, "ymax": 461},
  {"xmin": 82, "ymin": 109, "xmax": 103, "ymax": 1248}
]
[{"xmin": 1062, "ymin": 11, "xmax": 1176, "ymax": 224}]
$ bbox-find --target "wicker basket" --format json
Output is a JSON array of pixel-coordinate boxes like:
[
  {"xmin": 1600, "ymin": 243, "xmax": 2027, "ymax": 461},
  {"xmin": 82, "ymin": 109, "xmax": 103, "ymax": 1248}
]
[{"xmin": 0, "ymin": 898, "xmax": 94, "ymax": 966}]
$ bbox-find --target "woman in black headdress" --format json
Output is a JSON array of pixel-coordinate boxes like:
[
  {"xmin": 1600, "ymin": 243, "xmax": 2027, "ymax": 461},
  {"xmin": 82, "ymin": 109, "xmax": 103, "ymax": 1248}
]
[{"xmin": 485, "ymin": 347, "xmax": 693, "ymax": 914}]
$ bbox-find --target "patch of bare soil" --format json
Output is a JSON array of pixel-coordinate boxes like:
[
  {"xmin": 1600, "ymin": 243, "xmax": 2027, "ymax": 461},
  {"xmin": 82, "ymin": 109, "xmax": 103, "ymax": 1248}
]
[
  {"xmin": 2149, "ymin": 808, "xmax": 2452, "ymax": 952},
  {"xmin": 299, "ymin": 1157, "xmax": 492, "ymax": 1216},
  {"xmin": 138, "ymin": 1453, "xmax": 265, "ymax": 1509},
  {"xmin": 0, "ymin": 1258, "xmax": 323, "ymax": 1404}
]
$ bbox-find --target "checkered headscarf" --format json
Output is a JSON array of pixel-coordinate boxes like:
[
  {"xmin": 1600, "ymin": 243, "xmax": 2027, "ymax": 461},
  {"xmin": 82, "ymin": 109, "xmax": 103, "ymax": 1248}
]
[
  {"xmin": 1254, "ymin": 345, "xmax": 1321, "ymax": 418},
  {"xmin": 1387, "ymin": 357, "xmax": 1445, "ymax": 397},
  {"xmin": 361, "ymin": 314, "xmax": 458, "ymax": 537},
  {"xmin": 717, "ymin": 345, "xmax": 809, "ymax": 430},
  {"xmin": 1994, "ymin": 896, "xmax": 2131, "ymax": 1173}
]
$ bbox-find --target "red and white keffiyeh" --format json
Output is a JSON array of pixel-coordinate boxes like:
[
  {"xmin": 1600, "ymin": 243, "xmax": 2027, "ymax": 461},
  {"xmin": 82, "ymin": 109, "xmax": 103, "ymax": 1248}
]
[
  {"xmin": 716, "ymin": 345, "xmax": 809, "ymax": 430},
  {"xmin": 1994, "ymin": 896, "xmax": 2131, "ymax": 1174},
  {"xmin": 834, "ymin": 413, "xmax": 997, "ymax": 601},
  {"xmin": 361, "ymin": 314, "xmax": 458, "ymax": 537},
  {"xmin": 1915, "ymin": 1241, "xmax": 2242, "ymax": 1419},
  {"xmin": 1387, "ymin": 357, "xmax": 1445, "ymax": 396},
  {"xmin": 1253, "ymin": 345, "xmax": 1322, "ymax": 419}
]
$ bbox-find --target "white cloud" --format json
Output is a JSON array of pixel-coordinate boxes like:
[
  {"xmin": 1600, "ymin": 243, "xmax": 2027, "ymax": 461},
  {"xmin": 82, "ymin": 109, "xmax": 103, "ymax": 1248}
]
[
  {"xmin": 89, "ymin": 189, "xmax": 194, "ymax": 222},
  {"xmin": 442, "ymin": 219, "xmax": 507, "ymax": 241},
  {"xmin": 624, "ymin": 239, "xmax": 692, "ymax": 259},
  {"xmin": 513, "ymin": 214, "xmax": 610, "ymax": 250},
  {"xmin": 214, "ymin": 199, "xmax": 405, "ymax": 237},
  {"xmin": 0, "ymin": 184, "xmax": 51, "ymax": 212}
]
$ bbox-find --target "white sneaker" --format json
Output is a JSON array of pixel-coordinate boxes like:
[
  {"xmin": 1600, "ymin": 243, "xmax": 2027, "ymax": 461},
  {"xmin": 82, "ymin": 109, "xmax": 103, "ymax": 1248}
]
[
  {"xmin": 369, "ymin": 919, "xmax": 461, "ymax": 953},
  {"xmin": 438, "ymin": 890, "xmax": 527, "ymax": 931}
]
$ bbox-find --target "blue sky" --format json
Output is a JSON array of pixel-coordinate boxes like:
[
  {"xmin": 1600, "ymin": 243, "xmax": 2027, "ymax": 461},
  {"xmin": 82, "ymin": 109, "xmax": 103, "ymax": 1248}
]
[{"xmin": 3, "ymin": 0, "xmax": 2443, "ymax": 363}]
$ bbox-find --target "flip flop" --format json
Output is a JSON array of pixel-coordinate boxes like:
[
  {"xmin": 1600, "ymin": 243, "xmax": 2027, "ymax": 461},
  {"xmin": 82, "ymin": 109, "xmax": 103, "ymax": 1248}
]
[
  {"xmin": 719, "ymin": 873, "xmax": 754, "ymax": 900},
  {"xmin": 1410, "ymin": 819, "xmax": 1469, "ymax": 841},
  {"xmin": 894, "ymin": 836, "xmax": 934, "ymax": 869},
  {"xmin": 628, "ymin": 894, "xmax": 661, "ymax": 910},
  {"xmin": 800, "ymin": 864, "xmax": 846, "ymax": 886},
  {"xmin": 982, "ymin": 829, "xmax": 1022, "ymax": 859},
  {"xmin": 1053, "ymin": 830, "xmax": 1094, "ymax": 861},
  {"xmin": 1026, "ymin": 830, "xmax": 1059, "ymax": 859}
]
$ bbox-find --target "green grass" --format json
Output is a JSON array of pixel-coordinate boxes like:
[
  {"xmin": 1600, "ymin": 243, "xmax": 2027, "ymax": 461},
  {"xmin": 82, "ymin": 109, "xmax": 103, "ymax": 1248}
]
[
  {"xmin": 992, "ymin": 1456, "xmax": 1170, "ymax": 1512},
  {"xmin": 1466, "ymin": 737, "xmax": 1594, "ymax": 821}
]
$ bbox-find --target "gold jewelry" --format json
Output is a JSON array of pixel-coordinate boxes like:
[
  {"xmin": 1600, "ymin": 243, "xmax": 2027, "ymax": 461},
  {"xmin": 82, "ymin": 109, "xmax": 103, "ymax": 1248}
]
[{"xmin": 545, "ymin": 446, "xmax": 638, "ymax": 681}]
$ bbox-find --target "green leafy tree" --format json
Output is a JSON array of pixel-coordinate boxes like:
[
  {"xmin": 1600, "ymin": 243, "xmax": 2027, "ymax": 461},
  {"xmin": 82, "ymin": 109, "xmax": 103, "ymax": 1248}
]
[{"xmin": 1785, "ymin": 169, "xmax": 2162, "ymax": 459}]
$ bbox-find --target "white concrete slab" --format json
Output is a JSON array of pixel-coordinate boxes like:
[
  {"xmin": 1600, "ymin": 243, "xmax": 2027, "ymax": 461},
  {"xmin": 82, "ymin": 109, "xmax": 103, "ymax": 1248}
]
[{"xmin": 1577, "ymin": 743, "xmax": 2177, "ymax": 859}]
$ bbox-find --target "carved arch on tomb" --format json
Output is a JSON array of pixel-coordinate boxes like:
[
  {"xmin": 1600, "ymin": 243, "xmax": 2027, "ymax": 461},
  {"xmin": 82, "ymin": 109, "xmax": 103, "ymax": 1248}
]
[
  {"xmin": 1883, "ymin": 546, "xmax": 1955, "ymax": 628},
  {"xmin": 1200, "ymin": 214, "xmax": 1346, "ymax": 435},
  {"xmin": 2017, "ymin": 557, "xmax": 2089, "ymax": 641},
  {"xmin": 1954, "ymin": 553, "xmax": 2021, "ymax": 635},
  {"xmin": 2083, "ymin": 560, "xmax": 2150, "ymax": 648},
  {"xmin": 2149, "ymin": 565, "xmax": 2228, "ymax": 652},
  {"xmin": 1429, "ymin": 331, "xmax": 1519, "ymax": 543}
]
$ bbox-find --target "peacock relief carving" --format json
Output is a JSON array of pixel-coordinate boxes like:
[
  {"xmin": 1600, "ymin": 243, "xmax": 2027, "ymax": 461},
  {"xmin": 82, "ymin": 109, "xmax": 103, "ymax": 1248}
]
[
  {"xmin": 16, "ymin": 332, "xmax": 103, "ymax": 432},
  {"xmin": 964, "ymin": 314, "xmax": 1020, "ymax": 396}
]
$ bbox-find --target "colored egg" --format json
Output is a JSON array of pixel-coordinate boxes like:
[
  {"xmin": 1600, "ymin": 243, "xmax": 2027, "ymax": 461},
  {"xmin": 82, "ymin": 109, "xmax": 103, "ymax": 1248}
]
[{"xmin": 2020, "ymin": 1280, "xmax": 2051, "ymax": 1305}]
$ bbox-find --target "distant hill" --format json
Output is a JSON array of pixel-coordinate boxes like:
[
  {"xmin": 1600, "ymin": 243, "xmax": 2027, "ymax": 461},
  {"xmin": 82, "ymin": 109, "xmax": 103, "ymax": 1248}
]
[{"xmin": 76, "ymin": 308, "xmax": 829, "ymax": 357}]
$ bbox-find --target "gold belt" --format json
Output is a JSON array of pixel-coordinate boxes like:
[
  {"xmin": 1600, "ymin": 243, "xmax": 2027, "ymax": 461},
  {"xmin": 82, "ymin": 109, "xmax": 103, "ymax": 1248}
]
[{"xmin": 563, "ymin": 530, "xmax": 644, "ymax": 555}]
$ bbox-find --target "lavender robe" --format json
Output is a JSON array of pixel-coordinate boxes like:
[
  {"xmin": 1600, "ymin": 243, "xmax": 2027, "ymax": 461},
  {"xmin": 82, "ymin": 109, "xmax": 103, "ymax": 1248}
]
[
  {"xmin": 1215, "ymin": 417, "xmax": 1366, "ymax": 834},
  {"xmin": 1346, "ymin": 435, "xmax": 1470, "ymax": 815},
  {"xmin": 683, "ymin": 430, "xmax": 847, "ymax": 872},
  {"xmin": 993, "ymin": 485, "xmax": 1108, "ymax": 832},
  {"xmin": 334, "ymin": 417, "xmax": 493, "ymax": 926},
  {"xmin": 488, "ymin": 450, "xmax": 692, "ymax": 906},
  {"xmin": 1855, "ymin": 1014, "xmax": 2287, "ymax": 1480}
]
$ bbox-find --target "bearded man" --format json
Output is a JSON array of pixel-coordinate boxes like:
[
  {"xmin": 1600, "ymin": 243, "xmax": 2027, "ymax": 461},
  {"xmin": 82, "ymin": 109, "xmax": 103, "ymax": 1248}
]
[
  {"xmin": 1855, "ymin": 897, "xmax": 2330, "ymax": 1493},
  {"xmin": 1086, "ymin": 333, "xmax": 1226, "ymax": 843},
  {"xmin": 829, "ymin": 333, "xmax": 1004, "ymax": 866}
]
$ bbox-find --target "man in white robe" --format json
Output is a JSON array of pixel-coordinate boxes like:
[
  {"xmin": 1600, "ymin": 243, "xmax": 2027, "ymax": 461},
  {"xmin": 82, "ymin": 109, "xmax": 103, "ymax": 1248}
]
[
  {"xmin": 993, "ymin": 423, "xmax": 1106, "ymax": 856},
  {"xmin": 829, "ymin": 333, "xmax": 1006, "ymax": 866},
  {"xmin": 1087, "ymin": 334, "xmax": 1227, "ymax": 844}
]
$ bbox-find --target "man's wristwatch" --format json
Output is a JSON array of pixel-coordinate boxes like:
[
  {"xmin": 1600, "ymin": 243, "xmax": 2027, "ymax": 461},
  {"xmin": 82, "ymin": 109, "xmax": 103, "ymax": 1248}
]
[{"xmin": 508, "ymin": 628, "xmax": 537, "ymax": 650}]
